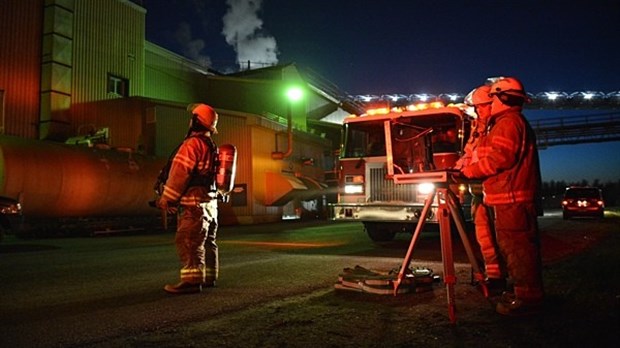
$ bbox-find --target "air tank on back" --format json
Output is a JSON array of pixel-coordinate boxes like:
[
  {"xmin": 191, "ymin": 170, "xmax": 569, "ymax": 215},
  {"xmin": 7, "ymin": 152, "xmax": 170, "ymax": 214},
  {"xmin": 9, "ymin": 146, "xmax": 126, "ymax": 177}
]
[{"xmin": 0, "ymin": 135, "xmax": 166, "ymax": 218}]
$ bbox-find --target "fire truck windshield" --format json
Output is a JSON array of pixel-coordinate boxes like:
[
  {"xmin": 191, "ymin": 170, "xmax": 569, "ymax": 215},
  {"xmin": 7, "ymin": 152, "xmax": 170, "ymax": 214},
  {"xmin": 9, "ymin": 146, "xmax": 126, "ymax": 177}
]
[
  {"xmin": 331, "ymin": 107, "xmax": 473, "ymax": 243},
  {"xmin": 342, "ymin": 121, "xmax": 386, "ymax": 158},
  {"xmin": 341, "ymin": 111, "xmax": 469, "ymax": 168}
]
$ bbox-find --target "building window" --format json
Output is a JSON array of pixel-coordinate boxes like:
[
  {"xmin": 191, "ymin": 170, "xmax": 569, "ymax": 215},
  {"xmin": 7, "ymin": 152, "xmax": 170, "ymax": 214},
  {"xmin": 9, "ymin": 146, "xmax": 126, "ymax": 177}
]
[{"xmin": 107, "ymin": 74, "xmax": 129, "ymax": 97}]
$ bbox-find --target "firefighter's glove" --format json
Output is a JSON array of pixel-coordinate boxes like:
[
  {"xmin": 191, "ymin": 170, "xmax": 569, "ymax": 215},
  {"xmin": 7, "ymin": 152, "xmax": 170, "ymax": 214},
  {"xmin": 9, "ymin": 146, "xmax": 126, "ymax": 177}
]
[{"xmin": 156, "ymin": 197, "xmax": 177, "ymax": 214}]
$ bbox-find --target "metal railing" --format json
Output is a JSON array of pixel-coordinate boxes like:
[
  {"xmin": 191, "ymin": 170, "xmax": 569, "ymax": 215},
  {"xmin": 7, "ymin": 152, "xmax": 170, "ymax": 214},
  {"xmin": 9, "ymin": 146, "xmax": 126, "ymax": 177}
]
[{"xmin": 531, "ymin": 111, "xmax": 620, "ymax": 147}]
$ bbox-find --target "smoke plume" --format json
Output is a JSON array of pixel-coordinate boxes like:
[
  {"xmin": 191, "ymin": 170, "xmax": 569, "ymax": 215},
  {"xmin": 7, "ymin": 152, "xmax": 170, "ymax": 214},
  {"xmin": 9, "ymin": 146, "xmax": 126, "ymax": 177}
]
[
  {"xmin": 222, "ymin": 0, "xmax": 279, "ymax": 70},
  {"xmin": 174, "ymin": 22, "xmax": 212, "ymax": 67}
]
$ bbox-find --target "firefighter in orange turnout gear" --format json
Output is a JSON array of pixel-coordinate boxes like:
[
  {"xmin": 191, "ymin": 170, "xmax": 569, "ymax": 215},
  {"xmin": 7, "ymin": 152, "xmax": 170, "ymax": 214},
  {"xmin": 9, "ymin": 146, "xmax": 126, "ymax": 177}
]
[
  {"xmin": 157, "ymin": 103, "xmax": 220, "ymax": 294},
  {"xmin": 455, "ymin": 85, "xmax": 507, "ymax": 293},
  {"xmin": 460, "ymin": 77, "xmax": 544, "ymax": 316}
]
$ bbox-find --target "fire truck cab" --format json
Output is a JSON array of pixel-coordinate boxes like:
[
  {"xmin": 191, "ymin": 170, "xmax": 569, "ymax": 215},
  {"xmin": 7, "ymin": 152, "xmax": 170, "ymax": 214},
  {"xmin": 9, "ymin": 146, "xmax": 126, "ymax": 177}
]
[{"xmin": 330, "ymin": 102, "xmax": 472, "ymax": 242}]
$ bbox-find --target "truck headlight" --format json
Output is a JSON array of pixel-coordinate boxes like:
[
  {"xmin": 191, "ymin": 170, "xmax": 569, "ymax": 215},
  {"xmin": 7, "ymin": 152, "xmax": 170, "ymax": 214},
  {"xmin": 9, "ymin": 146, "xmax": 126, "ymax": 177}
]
[
  {"xmin": 344, "ymin": 184, "xmax": 364, "ymax": 194},
  {"xmin": 417, "ymin": 182, "xmax": 435, "ymax": 195},
  {"xmin": 344, "ymin": 175, "xmax": 364, "ymax": 194}
]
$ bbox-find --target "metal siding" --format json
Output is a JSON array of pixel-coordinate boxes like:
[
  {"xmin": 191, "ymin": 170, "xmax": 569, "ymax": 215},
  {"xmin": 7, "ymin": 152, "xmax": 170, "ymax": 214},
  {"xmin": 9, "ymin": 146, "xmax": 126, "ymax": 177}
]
[
  {"xmin": 93, "ymin": 99, "xmax": 142, "ymax": 149},
  {"xmin": 0, "ymin": 0, "xmax": 43, "ymax": 138},
  {"xmin": 67, "ymin": 0, "xmax": 145, "ymax": 142},
  {"xmin": 144, "ymin": 44, "xmax": 208, "ymax": 103},
  {"xmin": 72, "ymin": 0, "xmax": 145, "ymax": 109},
  {"xmin": 205, "ymin": 77, "xmax": 288, "ymax": 124},
  {"xmin": 69, "ymin": 97, "xmax": 148, "ymax": 150},
  {"xmin": 154, "ymin": 105, "xmax": 188, "ymax": 157}
]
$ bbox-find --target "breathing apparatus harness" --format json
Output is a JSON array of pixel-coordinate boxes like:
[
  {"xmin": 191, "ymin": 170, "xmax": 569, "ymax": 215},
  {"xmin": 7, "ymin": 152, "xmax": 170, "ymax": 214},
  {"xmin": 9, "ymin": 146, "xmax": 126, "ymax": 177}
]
[{"xmin": 153, "ymin": 132, "xmax": 218, "ymax": 198}]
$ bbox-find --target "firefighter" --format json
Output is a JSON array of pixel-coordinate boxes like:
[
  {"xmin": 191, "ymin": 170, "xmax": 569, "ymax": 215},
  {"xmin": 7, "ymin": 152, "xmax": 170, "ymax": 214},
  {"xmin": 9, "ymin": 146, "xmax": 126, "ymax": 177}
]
[
  {"xmin": 157, "ymin": 103, "xmax": 220, "ymax": 294},
  {"xmin": 455, "ymin": 84, "xmax": 507, "ymax": 294},
  {"xmin": 460, "ymin": 77, "xmax": 544, "ymax": 316}
]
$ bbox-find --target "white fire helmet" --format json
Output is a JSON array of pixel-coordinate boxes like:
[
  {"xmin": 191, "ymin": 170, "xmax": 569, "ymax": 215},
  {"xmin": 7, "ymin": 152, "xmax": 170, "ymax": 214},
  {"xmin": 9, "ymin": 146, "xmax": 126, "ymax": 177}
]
[{"xmin": 464, "ymin": 85, "xmax": 493, "ymax": 106}]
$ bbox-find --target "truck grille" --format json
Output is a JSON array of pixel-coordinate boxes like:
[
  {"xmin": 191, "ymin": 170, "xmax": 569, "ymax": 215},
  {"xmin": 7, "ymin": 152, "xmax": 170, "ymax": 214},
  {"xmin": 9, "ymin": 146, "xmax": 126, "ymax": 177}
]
[{"xmin": 368, "ymin": 167, "xmax": 417, "ymax": 202}]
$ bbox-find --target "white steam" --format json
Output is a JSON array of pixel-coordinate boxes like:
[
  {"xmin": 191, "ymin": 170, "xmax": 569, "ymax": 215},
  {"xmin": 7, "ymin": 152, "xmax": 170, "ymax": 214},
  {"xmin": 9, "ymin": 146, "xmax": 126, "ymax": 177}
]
[{"xmin": 222, "ymin": 0, "xmax": 279, "ymax": 70}]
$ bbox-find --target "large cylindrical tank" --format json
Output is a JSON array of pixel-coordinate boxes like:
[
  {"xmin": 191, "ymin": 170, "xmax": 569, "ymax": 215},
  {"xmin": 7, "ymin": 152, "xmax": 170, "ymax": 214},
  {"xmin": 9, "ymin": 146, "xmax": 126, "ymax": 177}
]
[{"xmin": 0, "ymin": 136, "xmax": 166, "ymax": 218}]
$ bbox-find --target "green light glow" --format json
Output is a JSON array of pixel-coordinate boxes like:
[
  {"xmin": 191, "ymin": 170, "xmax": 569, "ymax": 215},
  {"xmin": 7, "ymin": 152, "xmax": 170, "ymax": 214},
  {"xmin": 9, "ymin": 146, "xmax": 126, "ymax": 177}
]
[{"xmin": 286, "ymin": 87, "xmax": 304, "ymax": 102}]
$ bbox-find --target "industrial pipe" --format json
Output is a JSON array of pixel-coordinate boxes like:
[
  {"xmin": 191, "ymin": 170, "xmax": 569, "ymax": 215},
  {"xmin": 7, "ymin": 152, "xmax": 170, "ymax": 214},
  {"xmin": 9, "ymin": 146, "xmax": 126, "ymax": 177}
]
[{"xmin": 271, "ymin": 104, "xmax": 293, "ymax": 160}]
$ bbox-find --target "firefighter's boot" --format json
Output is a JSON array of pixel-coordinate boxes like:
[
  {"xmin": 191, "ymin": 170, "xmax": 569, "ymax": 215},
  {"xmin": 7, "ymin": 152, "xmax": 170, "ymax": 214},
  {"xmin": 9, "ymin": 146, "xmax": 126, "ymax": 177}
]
[
  {"xmin": 496, "ymin": 292, "xmax": 543, "ymax": 316},
  {"xmin": 164, "ymin": 282, "xmax": 202, "ymax": 294}
]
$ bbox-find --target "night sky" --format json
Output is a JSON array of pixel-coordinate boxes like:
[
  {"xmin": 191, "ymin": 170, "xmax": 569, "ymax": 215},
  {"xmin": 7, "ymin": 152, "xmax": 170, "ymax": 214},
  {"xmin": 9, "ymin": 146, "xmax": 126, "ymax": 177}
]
[{"xmin": 144, "ymin": 0, "xmax": 620, "ymax": 183}]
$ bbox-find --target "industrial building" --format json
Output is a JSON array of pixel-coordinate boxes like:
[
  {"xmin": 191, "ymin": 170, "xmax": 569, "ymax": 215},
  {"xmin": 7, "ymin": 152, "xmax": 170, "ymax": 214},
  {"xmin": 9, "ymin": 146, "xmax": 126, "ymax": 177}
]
[{"xmin": 0, "ymin": 0, "xmax": 362, "ymax": 226}]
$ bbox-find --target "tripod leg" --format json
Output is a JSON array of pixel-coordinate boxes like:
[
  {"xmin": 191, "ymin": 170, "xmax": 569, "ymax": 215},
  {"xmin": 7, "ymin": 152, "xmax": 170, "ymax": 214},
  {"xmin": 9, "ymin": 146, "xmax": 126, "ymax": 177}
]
[
  {"xmin": 438, "ymin": 189, "xmax": 457, "ymax": 324},
  {"xmin": 393, "ymin": 189, "xmax": 435, "ymax": 295},
  {"xmin": 446, "ymin": 191, "xmax": 488, "ymax": 297}
]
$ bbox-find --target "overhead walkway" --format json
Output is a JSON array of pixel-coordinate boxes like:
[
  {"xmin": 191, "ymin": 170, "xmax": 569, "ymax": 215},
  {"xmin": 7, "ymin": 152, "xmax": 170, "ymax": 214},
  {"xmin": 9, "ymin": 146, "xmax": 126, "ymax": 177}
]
[
  {"xmin": 531, "ymin": 111, "xmax": 620, "ymax": 148},
  {"xmin": 349, "ymin": 92, "xmax": 620, "ymax": 148}
]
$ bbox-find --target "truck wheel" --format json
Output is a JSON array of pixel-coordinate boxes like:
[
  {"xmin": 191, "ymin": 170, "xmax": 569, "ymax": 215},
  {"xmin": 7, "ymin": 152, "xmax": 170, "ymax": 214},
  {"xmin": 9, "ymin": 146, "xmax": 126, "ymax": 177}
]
[{"xmin": 364, "ymin": 222, "xmax": 396, "ymax": 242}]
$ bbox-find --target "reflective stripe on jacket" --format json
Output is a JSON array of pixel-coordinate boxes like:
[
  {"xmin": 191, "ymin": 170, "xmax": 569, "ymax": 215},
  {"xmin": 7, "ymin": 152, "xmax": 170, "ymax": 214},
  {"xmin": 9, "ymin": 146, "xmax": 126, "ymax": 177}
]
[
  {"xmin": 463, "ymin": 107, "xmax": 541, "ymax": 206},
  {"xmin": 162, "ymin": 133, "xmax": 217, "ymax": 206}
]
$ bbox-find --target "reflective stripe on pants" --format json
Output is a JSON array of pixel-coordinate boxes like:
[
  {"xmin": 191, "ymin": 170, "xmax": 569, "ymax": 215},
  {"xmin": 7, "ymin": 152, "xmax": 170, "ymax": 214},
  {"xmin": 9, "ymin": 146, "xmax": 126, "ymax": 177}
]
[{"xmin": 176, "ymin": 205, "xmax": 207, "ymax": 284}]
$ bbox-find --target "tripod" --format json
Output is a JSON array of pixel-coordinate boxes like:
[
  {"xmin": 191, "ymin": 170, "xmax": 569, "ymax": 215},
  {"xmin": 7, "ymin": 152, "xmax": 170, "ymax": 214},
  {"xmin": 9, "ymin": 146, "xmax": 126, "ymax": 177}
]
[{"xmin": 392, "ymin": 171, "xmax": 487, "ymax": 324}]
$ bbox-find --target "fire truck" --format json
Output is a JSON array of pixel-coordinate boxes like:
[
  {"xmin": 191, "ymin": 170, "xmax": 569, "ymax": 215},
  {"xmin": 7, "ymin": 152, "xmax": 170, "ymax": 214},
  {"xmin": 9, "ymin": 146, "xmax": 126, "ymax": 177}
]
[{"xmin": 330, "ymin": 102, "xmax": 473, "ymax": 242}]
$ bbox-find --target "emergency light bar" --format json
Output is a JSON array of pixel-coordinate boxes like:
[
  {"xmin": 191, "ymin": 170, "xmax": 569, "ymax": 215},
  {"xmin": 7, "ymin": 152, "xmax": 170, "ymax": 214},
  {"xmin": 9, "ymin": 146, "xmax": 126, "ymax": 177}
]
[{"xmin": 362, "ymin": 101, "xmax": 445, "ymax": 116}]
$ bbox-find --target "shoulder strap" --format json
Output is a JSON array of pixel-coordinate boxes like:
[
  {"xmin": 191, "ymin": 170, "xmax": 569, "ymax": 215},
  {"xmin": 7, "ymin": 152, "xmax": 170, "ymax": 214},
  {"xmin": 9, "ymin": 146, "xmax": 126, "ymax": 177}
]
[
  {"xmin": 193, "ymin": 133, "xmax": 219, "ymax": 171},
  {"xmin": 154, "ymin": 142, "xmax": 183, "ymax": 194}
]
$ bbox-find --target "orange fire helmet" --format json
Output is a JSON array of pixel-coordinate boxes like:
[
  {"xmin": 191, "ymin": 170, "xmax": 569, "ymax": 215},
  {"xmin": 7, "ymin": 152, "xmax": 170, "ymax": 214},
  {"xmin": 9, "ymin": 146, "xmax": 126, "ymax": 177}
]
[{"xmin": 188, "ymin": 103, "xmax": 218, "ymax": 134}]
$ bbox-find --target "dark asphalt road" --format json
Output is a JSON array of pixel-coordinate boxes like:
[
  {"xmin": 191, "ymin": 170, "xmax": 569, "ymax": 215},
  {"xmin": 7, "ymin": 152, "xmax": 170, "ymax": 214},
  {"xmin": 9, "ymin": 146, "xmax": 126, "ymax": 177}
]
[
  {"xmin": 1, "ymin": 209, "xmax": 617, "ymax": 347},
  {"xmin": 1, "ymin": 219, "xmax": 411, "ymax": 347}
]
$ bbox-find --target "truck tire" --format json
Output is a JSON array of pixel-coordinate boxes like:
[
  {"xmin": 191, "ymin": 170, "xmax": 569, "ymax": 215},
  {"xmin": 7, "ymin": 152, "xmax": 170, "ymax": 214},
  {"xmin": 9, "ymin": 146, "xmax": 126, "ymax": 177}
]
[{"xmin": 364, "ymin": 222, "xmax": 397, "ymax": 242}]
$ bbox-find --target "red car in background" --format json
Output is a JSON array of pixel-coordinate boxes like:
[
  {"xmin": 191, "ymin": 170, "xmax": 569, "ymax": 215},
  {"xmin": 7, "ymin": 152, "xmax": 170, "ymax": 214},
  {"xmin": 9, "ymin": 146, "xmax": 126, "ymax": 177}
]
[{"xmin": 561, "ymin": 186, "xmax": 605, "ymax": 220}]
